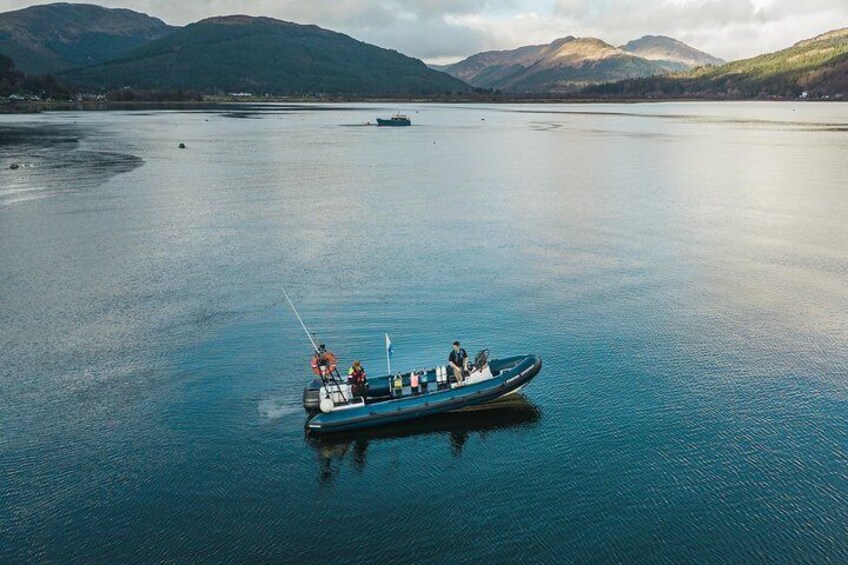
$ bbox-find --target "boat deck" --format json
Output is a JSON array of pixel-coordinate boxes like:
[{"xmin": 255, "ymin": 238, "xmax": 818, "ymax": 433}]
[{"xmin": 304, "ymin": 355, "xmax": 542, "ymax": 433}]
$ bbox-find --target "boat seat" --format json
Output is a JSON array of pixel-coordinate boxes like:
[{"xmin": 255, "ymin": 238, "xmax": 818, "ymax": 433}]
[{"xmin": 463, "ymin": 364, "xmax": 493, "ymax": 385}]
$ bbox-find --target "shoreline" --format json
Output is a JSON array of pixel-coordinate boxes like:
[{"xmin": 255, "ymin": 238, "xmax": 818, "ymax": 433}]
[{"xmin": 2, "ymin": 96, "xmax": 839, "ymax": 114}]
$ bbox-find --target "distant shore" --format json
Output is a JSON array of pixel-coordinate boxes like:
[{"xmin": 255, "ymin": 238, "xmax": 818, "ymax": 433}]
[{"xmin": 1, "ymin": 95, "xmax": 838, "ymax": 114}]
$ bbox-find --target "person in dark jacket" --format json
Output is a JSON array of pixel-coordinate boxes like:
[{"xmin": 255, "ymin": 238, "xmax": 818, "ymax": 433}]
[{"xmin": 448, "ymin": 341, "xmax": 468, "ymax": 385}]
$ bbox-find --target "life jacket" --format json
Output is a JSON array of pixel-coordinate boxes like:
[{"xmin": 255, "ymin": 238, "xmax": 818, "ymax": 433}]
[{"xmin": 348, "ymin": 366, "xmax": 366, "ymax": 384}]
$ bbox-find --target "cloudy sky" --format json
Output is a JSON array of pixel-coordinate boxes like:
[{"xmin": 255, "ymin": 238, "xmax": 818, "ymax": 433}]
[{"xmin": 3, "ymin": 0, "xmax": 848, "ymax": 63}]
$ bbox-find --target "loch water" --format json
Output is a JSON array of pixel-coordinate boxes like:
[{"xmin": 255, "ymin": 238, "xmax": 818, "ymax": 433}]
[{"xmin": 1, "ymin": 103, "xmax": 847, "ymax": 563}]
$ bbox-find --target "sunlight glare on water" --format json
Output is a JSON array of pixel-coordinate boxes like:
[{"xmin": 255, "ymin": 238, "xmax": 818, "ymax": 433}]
[{"xmin": 1, "ymin": 102, "xmax": 847, "ymax": 563}]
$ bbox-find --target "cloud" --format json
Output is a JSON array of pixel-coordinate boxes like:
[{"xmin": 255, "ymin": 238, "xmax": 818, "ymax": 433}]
[
  {"xmin": 548, "ymin": 0, "xmax": 848, "ymax": 59},
  {"xmin": 1, "ymin": 0, "xmax": 847, "ymax": 62}
]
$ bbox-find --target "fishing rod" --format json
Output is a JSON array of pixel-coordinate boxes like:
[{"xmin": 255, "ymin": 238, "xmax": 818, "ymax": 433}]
[
  {"xmin": 282, "ymin": 287, "xmax": 320, "ymax": 354},
  {"xmin": 282, "ymin": 287, "xmax": 349, "ymax": 404}
]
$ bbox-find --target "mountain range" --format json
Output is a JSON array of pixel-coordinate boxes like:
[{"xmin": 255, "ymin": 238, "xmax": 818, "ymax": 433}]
[
  {"xmin": 0, "ymin": 2, "xmax": 846, "ymax": 100},
  {"xmin": 585, "ymin": 27, "xmax": 848, "ymax": 99},
  {"xmin": 0, "ymin": 3, "xmax": 173, "ymax": 74},
  {"xmin": 438, "ymin": 35, "xmax": 723, "ymax": 93},
  {"xmin": 64, "ymin": 15, "xmax": 466, "ymax": 95},
  {"xmin": 0, "ymin": 3, "xmax": 465, "ymax": 95}
]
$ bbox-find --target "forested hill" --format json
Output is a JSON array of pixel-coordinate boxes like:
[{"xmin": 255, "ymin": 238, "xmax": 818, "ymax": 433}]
[
  {"xmin": 0, "ymin": 52, "xmax": 69, "ymax": 98},
  {"xmin": 584, "ymin": 28, "xmax": 848, "ymax": 99},
  {"xmin": 64, "ymin": 16, "xmax": 468, "ymax": 95},
  {"xmin": 0, "ymin": 3, "xmax": 174, "ymax": 74}
]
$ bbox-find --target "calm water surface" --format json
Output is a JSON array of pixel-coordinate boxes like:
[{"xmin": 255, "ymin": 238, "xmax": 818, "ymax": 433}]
[{"xmin": 1, "ymin": 102, "xmax": 847, "ymax": 563}]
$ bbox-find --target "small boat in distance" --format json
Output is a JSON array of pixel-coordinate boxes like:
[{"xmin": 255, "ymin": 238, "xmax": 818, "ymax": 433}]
[{"xmin": 376, "ymin": 113, "xmax": 412, "ymax": 126}]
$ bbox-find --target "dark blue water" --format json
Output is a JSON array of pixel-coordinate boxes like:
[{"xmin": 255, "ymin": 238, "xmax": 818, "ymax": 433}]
[{"xmin": 1, "ymin": 103, "xmax": 847, "ymax": 563}]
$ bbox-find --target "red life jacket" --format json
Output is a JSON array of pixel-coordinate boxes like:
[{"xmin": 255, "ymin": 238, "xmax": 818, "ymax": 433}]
[{"xmin": 348, "ymin": 367, "xmax": 366, "ymax": 384}]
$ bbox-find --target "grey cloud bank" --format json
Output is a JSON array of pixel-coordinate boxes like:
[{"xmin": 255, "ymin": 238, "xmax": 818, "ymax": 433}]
[{"xmin": 1, "ymin": 0, "xmax": 846, "ymax": 63}]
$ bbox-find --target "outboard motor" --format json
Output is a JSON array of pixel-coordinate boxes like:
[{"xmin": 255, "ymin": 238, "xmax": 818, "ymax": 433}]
[{"xmin": 303, "ymin": 379, "xmax": 323, "ymax": 412}]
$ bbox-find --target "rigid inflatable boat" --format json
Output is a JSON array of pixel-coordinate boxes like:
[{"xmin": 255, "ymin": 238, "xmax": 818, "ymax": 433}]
[
  {"xmin": 282, "ymin": 288, "xmax": 542, "ymax": 434},
  {"xmin": 303, "ymin": 351, "xmax": 542, "ymax": 433}
]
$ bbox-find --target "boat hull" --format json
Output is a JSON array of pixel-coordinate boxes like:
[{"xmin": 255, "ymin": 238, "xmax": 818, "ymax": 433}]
[
  {"xmin": 376, "ymin": 118, "xmax": 411, "ymax": 126},
  {"xmin": 305, "ymin": 354, "xmax": 542, "ymax": 433}
]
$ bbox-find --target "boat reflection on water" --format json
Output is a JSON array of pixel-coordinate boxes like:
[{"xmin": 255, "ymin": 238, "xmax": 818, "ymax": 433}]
[{"xmin": 305, "ymin": 395, "xmax": 541, "ymax": 483}]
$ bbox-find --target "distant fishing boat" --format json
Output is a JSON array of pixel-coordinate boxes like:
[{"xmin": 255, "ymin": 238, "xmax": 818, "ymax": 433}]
[
  {"xmin": 376, "ymin": 113, "xmax": 411, "ymax": 126},
  {"xmin": 283, "ymin": 290, "xmax": 542, "ymax": 434}
]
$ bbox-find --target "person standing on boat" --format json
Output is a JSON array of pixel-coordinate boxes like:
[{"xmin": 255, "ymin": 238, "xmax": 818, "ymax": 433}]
[
  {"xmin": 347, "ymin": 360, "xmax": 367, "ymax": 397},
  {"xmin": 449, "ymin": 341, "xmax": 468, "ymax": 385},
  {"xmin": 311, "ymin": 344, "xmax": 338, "ymax": 380}
]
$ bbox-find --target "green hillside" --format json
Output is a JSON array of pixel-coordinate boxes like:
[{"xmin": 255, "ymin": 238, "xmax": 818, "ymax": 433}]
[
  {"xmin": 0, "ymin": 51, "xmax": 20, "ymax": 92},
  {"xmin": 0, "ymin": 3, "xmax": 174, "ymax": 74},
  {"xmin": 585, "ymin": 28, "xmax": 848, "ymax": 98},
  {"xmin": 0, "ymin": 52, "xmax": 70, "ymax": 98},
  {"xmin": 64, "ymin": 16, "xmax": 468, "ymax": 95}
]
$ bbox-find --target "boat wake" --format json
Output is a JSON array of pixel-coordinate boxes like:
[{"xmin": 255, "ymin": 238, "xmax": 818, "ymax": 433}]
[
  {"xmin": 258, "ymin": 398, "xmax": 301, "ymax": 420},
  {"xmin": 1, "ymin": 124, "xmax": 143, "ymax": 208}
]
